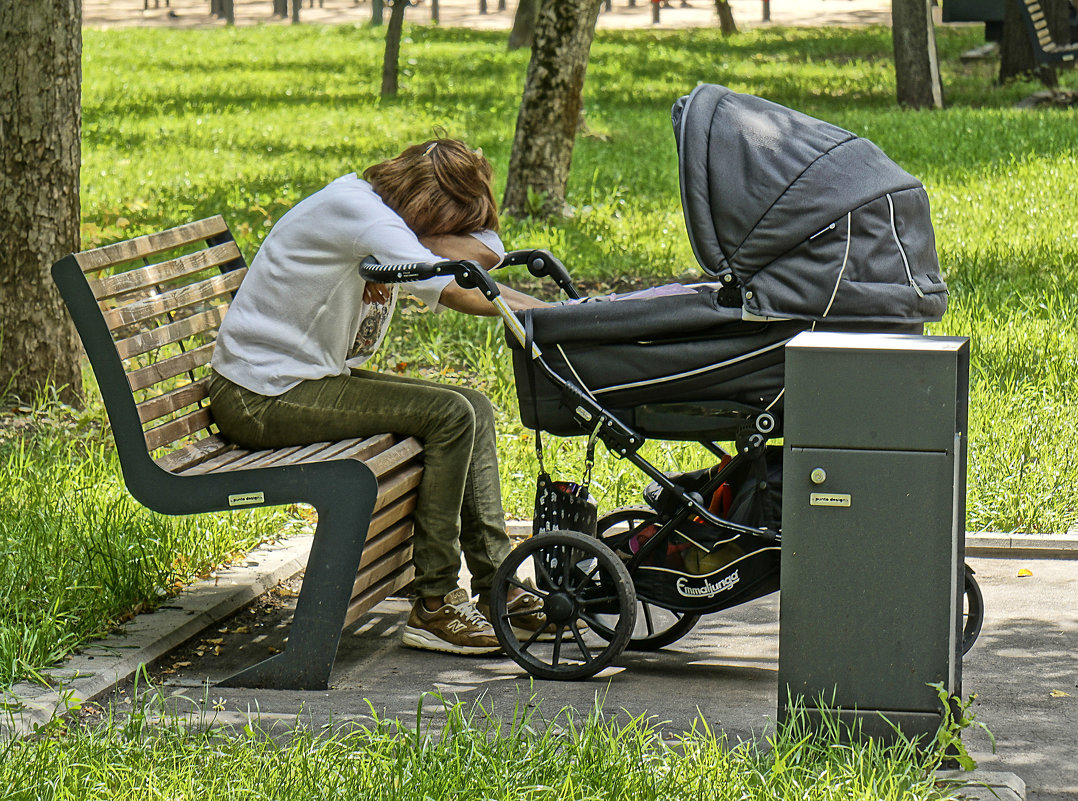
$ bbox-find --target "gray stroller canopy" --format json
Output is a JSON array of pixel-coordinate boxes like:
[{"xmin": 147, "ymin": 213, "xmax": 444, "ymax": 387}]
[{"xmin": 672, "ymin": 84, "xmax": 947, "ymax": 324}]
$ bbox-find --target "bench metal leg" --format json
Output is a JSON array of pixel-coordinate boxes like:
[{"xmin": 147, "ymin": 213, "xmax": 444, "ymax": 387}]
[{"xmin": 219, "ymin": 470, "xmax": 379, "ymax": 690}]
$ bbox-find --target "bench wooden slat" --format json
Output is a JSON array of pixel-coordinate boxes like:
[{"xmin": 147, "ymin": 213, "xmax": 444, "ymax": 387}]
[
  {"xmin": 372, "ymin": 464, "xmax": 423, "ymax": 513},
  {"xmin": 136, "ymin": 377, "xmax": 210, "ymax": 425},
  {"xmin": 76, "ymin": 216, "xmax": 231, "ymax": 273},
  {"xmin": 367, "ymin": 493, "xmax": 418, "ymax": 540},
  {"xmin": 345, "ymin": 553, "xmax": 415, "ymax": 628},
  {"xmin": 104, "ymin": 268, "xmax": 246, "ymax": 331},
  {"xmin": 126, "ymin": 342, "xmax": 216, "ymax": 392},
  {"xmin": 324, "ymin": 433, "xmax": 398, "ymax": 463},
  {"xmin": 365, "ymin": 437, "xmax": 424, "ymax": 479},
  {"xmin": 179, "ymin": 433, "xmax": 403, "ymax": 477},
  {"xmin": 226, "ymin": 445, "xmax": 308, "ymax": 471},
  {"xmin": 144, "ymin": 407, "xmax": 214, "ymax": 452},
  {"xmin": 154, "ymin": 434, "xmax": 235, "ymax": 473},
  {"xmin": 352, "ymin": 543, "xmax": 413, "ymax": 598},
  {"xmin": 184, "ymin": 442, "xmax": 339, "ymax": 476},
  {"xmin": 90, "ymin": 242, "xmax": 242, "ymax": 302},
  {"xmin": 175, "ymin": 446, "xmax": 253, "ymax": 475},
  {"xmin": 116, "ymin": 304, "xmax": 227, "ymax": 361},
  {"xmin": 357, "ymin": 517, "xmax": 414, "ymax": 568},
  {"xmin": 264, "ymin": 441, "xmax": 346, "ymax": 467}
]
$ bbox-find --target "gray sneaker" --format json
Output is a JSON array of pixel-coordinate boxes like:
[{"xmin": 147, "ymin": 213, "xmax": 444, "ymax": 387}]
[{"xmin": 402, "ymin": 587, "xmax": 502, "ymax": 655}]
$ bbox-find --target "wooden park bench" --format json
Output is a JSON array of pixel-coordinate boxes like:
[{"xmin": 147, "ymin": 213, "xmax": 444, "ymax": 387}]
[
  {"xmin": 1018, "ymin": 0, "xmax": 1078, "ymax": 64},
  {"xmin": 51, "ymin": 216, "xmax": 422, "ymax": 691}
]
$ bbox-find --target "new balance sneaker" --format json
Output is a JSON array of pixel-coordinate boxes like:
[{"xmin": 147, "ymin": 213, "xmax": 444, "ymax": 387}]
[
  {"xmin": 477, "ymin": 583, "xmax": 558, "ymax": 642},
  {"xmin": 402, "ymin": 587, "xmax": 502, "ymax": 655}
]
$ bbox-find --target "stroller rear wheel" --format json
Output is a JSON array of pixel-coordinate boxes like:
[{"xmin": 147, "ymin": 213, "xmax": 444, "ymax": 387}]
[
  {"xmin": 489, "ymin": 529, "xmax": 636, "ymax": 680},
  {"xmin": 962, "ymin": 563, "xmax": 983, "ymax": 655},
  {"xmin": 593, "ymin": 507, "xmax": 701, "ymax": 651}
]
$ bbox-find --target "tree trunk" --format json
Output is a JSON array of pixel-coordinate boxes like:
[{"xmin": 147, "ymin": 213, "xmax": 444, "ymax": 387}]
[
  {"xmin": 0, "ymin": 0, "xmax": 84, "ymax": 405},
  {"xmin": 891, "ymin": 0, "xmax": 944, "ymax": 109},
  {"xmin": 381, "ymin": 0, "xmax": 408, "ymax": 97},
  {"xmin": 1000, "ymin": 0, "xmax": 1069, "ymax": 86},
  {"xmin": 508, "ymin": 0, "xmax": 539, "ymax": 50},
  {"xmin": 502, "ymin": 0, "xmax": 602, "ymax": 218},
  {"xmin": 715, "ymin": 0, "xmax": 738, "ymax": 34}
]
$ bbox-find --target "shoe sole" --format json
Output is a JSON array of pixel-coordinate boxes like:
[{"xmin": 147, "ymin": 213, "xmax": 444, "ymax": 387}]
[{"xmin": 402, "ymin": 626, "xmax": 502, "ymax": 655}]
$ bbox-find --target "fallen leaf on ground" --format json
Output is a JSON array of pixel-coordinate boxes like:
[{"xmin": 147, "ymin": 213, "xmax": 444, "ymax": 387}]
[
  {"xmin": 1050, "ymin": 690, "xmax": 1071, "ymax": 697},
  {"xmin": 1017, "ymin": 568, "xmax": 1033, "ymax": 577}
]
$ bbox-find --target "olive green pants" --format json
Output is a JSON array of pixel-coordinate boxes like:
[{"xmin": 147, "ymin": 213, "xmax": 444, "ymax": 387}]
[{"xmin": 207, "ymin": 369, "xmax": 511, "ymax": 598}]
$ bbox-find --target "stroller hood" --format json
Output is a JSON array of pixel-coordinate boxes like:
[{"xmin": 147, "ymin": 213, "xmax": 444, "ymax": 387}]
[{"xmin": 672, "ymin": 84, "xmax": 947, "ymax": 324}]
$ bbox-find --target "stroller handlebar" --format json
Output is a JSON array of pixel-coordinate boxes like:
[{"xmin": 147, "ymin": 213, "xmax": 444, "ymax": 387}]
[{"xmin": 358, "ymin": 256, "xmax": 540, "ymax": 358}]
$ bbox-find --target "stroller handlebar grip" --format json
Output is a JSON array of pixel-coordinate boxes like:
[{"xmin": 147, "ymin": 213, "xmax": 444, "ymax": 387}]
[
  {"xmin": 503, "ymin": 249, "xmax": 581, "ymax": 300},
  {"xmin": 359, "ymin": 258, "xmax": 444, "ymax": 283},
  {"xmin": 359, "ymin": 257, "xmax": 502, "ymax": 299}
]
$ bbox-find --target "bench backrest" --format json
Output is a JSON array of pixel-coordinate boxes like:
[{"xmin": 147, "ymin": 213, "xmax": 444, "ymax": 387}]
[
  {"xmin": 68, "ymin": 215, "xmax": 246, "ymax": 463},
  {"xmin": 1019, "ymin": 0, "xmax": 1078, "ymax": 61}
]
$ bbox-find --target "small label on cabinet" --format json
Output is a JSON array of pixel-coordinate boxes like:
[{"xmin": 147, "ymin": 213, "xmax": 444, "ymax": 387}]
[{"xmin": 809, "ymin": 493, "xmax": 851, "ymax": 508}]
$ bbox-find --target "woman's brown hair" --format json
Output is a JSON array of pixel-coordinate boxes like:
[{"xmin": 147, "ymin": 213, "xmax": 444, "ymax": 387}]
[{"xmin": 363, "ymin": 139, "xmax": 499, "ymax": 236}]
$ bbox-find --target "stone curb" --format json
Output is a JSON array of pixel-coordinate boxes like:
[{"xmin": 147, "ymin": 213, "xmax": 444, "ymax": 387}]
[
  {"xmin": 936, "ymin": 770, "xmax": 1027, "ymax": 801},
  {"xmin": 964, "ymin": 531, "xmax": 1078, "ymax": 559},
  {"xmin": 0, "ymin": 533, "xmax": 313, "ymax": 740}
]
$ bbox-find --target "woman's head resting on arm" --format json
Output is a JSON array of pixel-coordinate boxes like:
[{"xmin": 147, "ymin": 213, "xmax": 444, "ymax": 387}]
[{"xmin": 363, "ymin": 139, "xmax": 498, "ymax": 237}]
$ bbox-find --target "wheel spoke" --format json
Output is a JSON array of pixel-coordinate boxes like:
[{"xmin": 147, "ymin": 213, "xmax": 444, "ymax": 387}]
[
  {"xmin": 577, "ymin": 610, "xmax": 605, "ymax": 630},
  {"xmin": 569, "ymin": 622, "xmax": 594, "ymax": 663},
  {"xmin": 579, "ymin": 593, "xmax": 618, "ymax": 607},
  {"xmin": 570, "ymin": 560, "xmax": 601, "ymax": 594},
  {"xmin": 551, "ymin": 627, "xmax": 565, "ymax": 664},
  {"xmin": 531, "ymin": 552, "xmax": 556, "ymax": 590},
  {"xmin": 560, "ymin": 545, "xmax": 577, "ymax": 590},
  {"xmin": 518, "ymin": 623, "xmax": 545, "ymax": 651},
  {"xmin": 641, "ymin": 603, "xmax": 657, "ymax": 636},
  {"xmin": 506, "ymin": 574, "xmax": 547, "ymax": 599}
]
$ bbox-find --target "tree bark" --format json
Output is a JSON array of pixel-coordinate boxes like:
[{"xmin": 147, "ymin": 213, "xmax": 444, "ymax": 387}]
[
  {"xmin": 508, "ymin": 0, "xmax": 539, "ymax": 50},
  {"xmin": 892, "ymin": 0, "xmax": 944, "ymax": 109},
  {"xmin": 715, "ymin": 0, "xmax": 738, "ymax": 34},
  {"xmin": 502, "ymin": 0, "xmax": 602, "ymax": 218},
  {"xmin": 0, "ymin": 0, "xmax": 84, "ymax": 405},
  {"xmin": 1000, "ymin": 0, "xmax": 1069, "ymax": 86},
  {"xmin": 381, "ymin": 0, "xmax": 408, "ymax": 97}
]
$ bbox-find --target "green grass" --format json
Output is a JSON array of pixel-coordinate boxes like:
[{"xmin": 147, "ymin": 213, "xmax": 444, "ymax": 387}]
[
  {"xmin": 3, "ymin": 20, "xmax": 1076, "ymax": 689},
  {"xmin": 0, "ymin": 692, "xmax": 967, "ymax": 800}
]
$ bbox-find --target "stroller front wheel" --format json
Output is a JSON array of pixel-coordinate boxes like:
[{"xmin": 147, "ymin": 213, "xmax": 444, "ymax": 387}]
[{"xmin": 489, "ymin": 529, "xmax": 636, "ymax": 680}]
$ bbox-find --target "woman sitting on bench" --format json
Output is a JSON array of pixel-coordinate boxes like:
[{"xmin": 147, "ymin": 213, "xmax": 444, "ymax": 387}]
[{"xmin": 208, "ymin": 139, "xmax": 548, "ymax": 656}]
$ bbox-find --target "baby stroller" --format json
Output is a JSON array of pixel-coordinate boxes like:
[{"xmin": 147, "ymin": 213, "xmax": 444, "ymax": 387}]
[{"xmin": 361, "ymin": 85, "xmax": 982, "ymax": 680}]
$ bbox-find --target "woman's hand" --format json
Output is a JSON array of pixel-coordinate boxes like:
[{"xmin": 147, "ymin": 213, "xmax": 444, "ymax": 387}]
[{"xmin": 363, "ymin": 282, "xmax": 392, "ymax": 305}]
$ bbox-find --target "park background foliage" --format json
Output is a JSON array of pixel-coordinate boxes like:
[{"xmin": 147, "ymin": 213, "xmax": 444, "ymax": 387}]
[{"xmin": 1, "ymin": 20, "xmax": 1076, "ymax": 687}]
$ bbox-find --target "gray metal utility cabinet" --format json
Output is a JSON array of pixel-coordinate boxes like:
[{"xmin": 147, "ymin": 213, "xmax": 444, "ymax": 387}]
[{"xmin": 778, "ymin": 331, "xmax": 970, "ymax": 742}]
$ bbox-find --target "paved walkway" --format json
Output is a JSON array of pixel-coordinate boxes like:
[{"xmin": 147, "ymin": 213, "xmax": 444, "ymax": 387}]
[
  {"xmin": 138, "ymin": 553, "xmax": 1078, "ymax": 800},
  {"xmin": 84, "ymin": 0, "xmax": 894, "ymax": 30}
]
